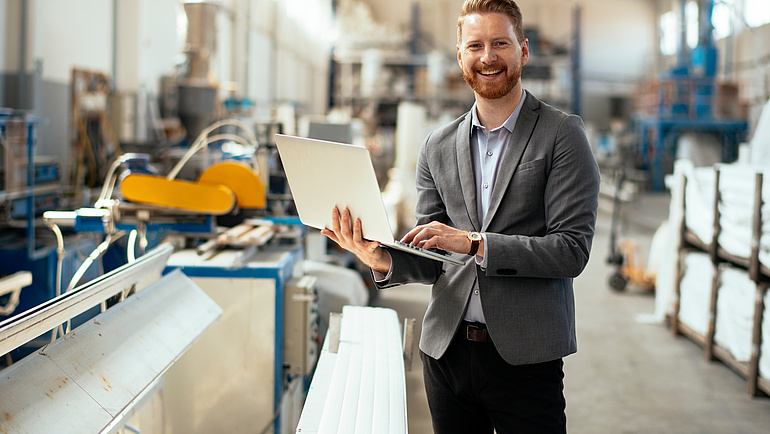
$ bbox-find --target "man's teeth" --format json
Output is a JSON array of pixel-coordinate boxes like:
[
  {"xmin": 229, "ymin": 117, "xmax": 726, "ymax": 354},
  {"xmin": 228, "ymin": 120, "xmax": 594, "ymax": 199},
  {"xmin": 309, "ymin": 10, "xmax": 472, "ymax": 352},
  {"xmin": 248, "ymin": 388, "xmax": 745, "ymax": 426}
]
[{"xmin": 479, "ymin": 70, "xmax": 502, "ymax": 75}]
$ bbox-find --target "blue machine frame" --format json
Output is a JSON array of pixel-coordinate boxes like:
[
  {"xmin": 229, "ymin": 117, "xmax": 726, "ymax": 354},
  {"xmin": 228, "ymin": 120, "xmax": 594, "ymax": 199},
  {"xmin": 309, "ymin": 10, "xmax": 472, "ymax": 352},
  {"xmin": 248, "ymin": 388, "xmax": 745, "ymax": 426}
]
[
  {"xmin": 162, "ymin": 245, "xmax": 303, "ymax": 434},
  {"xmin": 634, "ymin": 0, "xmax": 748, "ymax": 191}
]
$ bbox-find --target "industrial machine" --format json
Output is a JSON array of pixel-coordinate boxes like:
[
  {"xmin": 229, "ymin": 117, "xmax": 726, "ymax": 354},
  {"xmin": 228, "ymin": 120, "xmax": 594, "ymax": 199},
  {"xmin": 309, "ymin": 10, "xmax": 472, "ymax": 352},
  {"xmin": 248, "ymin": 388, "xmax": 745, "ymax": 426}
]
[
  {"xmin": 161, "ymin": 245, "xmax": 316, "ymax": 433},
  {"xmin": 0, "ymin": 5, "xmax": 353, "ymax": 432},
  {"xmin": 634, "ymin": 0, "xmax": 747, "ymax": 191},
  {"xmin": 0, "ymin": 243, "xmax": 222, "ymax": 433},
  {"xmin": 162, "ymin": 1, "xmax": 220, "ymax": 144}
]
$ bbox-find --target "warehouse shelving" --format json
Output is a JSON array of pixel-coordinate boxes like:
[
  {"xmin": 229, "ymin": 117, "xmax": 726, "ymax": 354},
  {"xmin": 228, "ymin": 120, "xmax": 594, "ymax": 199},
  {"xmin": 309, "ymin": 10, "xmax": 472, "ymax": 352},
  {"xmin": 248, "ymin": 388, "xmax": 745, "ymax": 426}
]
[{"xmin": 671, "ymin": 166, "xmax": 769, "ymax": 397}]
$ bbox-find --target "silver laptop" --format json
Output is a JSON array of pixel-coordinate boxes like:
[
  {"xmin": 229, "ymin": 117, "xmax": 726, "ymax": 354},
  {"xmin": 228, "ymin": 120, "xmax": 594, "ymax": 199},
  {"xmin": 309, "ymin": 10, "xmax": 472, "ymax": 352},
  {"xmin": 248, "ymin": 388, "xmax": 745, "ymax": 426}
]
[{"xmin": 274, "ymin": 134, "xmax": 464, "ymax": 266}]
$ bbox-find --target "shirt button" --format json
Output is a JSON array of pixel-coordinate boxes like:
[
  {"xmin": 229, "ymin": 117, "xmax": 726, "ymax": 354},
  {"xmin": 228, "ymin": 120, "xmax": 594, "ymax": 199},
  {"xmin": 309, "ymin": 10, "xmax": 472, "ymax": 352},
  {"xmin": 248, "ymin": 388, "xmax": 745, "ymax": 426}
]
[
  {"xmin": 487, "ymin": 151, "xmax": 493, "ymax": 156},
  {"xmin": 475, "ymin": 290, "xmax": 479, "ymax": 295},
  {"xmin": 483, "ymin": 183, "xmax": 489, "ymax": 189}
]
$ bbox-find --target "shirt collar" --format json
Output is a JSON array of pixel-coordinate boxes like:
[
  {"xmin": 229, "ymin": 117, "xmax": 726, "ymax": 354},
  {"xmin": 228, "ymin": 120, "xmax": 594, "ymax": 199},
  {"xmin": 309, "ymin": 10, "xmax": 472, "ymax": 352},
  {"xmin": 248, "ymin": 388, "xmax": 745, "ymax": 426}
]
[{"xmin": 470, "ymin": 90, "xmax": 527, "ymax": 134}]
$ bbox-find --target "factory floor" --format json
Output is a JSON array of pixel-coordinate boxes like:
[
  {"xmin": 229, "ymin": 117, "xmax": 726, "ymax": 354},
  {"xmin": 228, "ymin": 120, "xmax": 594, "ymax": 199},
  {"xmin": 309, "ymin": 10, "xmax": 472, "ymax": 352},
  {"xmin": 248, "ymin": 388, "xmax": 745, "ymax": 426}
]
[{"xmin": 373, "ymin": 193, "xmax": 770, "ymax": 433}]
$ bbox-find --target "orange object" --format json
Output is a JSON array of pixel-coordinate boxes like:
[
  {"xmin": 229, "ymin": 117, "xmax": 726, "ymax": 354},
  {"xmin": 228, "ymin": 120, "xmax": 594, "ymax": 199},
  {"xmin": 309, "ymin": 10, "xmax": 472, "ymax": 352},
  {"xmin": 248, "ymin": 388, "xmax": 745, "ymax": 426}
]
[
  {"xmin": 120, "ymin": 173, "xmax": 235, "ymax": 215},
  {"xmin": 198, "ymin": 162, "xmax": 266, "ymax": 209}
]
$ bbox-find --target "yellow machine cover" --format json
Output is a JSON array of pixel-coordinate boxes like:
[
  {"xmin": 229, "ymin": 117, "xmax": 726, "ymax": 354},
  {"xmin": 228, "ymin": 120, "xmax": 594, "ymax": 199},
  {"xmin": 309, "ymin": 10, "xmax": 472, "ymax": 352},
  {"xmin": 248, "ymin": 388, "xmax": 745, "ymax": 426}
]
[
  {"xmin": 197, "ymin": 162, "xmax": 266, "ymax": 209},
  {"xmin": 120, "ymin": 173, "xmax": 236, "ymax": 215}
]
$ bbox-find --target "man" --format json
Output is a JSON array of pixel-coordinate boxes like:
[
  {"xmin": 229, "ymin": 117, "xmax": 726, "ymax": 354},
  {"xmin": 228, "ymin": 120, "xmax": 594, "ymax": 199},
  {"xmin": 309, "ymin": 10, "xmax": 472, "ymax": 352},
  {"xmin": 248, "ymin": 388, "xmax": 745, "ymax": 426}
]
[{"xmin": 322, "ymin": 0, "xmax": 600, "ymax": 432}]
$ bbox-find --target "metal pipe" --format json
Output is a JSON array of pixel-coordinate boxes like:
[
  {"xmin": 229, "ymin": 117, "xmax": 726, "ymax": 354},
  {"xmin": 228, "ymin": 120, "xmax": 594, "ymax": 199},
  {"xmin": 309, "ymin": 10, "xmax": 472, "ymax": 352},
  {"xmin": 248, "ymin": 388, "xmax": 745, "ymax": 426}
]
[
  {"xmin": 112, "ymin": 0, "xmax": 119, "ymax": 87},
  {"xmin": 244, "ymin": 0, "xmax": 251, "ymax": 97},
  {"xmin": 677, "ymin": 0, "xmax": 689, "ymax": 69},
  {"xmin": 26, "ymin": 122, "xmax": 34, "ymax": 259},
  {"xmin": 408, "ymin": 2, "xmax": 420, "ymax": 99},
  {"xmin": 18, "ymin": 0, "xmax": 28, "ymax": 108},
  {"xmin": 699, "ymin": 0, "xmax": 714, "ymax": 47}
]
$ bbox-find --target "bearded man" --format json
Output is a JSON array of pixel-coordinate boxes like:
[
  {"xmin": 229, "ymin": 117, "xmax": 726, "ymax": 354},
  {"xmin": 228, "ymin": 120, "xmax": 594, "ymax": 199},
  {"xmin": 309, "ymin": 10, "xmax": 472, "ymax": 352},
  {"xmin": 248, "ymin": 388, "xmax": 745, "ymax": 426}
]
[{"xmin": 323, "ymin": 1, "xmax": 600, "ymax": 432}]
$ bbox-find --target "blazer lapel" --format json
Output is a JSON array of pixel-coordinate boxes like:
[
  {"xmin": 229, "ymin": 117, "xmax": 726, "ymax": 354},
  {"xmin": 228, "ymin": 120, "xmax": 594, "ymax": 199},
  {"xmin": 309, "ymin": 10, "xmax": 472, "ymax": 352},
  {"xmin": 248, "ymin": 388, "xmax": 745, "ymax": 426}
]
[
  {"xmin": 482, "ymin": 92, "xmax": 540, "ymax": 231},
  {"xmin": 455, "ymin": 113, "xmax": 481, "ymax": 230}
]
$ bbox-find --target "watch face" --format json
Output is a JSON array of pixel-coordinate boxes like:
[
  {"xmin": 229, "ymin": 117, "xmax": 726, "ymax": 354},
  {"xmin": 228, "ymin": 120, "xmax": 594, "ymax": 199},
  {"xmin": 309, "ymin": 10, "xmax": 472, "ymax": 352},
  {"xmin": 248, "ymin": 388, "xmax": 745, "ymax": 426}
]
[{"xmin": 468, "ymin": 232, "xmax": 482, "ymax": 241}]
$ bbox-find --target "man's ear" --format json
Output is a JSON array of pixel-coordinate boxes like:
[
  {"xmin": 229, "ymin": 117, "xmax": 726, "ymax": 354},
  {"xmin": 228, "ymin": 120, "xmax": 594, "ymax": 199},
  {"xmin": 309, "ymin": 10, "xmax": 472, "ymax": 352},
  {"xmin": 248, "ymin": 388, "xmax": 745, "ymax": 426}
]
[
  {"xmin": 457, "ymin": 45, "xmax": 463, "ymax": 69},
  {"xmin": 521, "ymin": 38, "xmax": 530, "ymax": 66}
]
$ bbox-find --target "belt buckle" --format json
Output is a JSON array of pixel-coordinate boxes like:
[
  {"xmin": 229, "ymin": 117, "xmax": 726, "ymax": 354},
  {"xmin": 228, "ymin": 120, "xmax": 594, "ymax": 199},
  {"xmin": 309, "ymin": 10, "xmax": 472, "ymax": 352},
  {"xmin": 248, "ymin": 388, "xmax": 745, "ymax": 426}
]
[{"xmin": 466, "ymin": 323, "xmax": 480, "ymax": 341}]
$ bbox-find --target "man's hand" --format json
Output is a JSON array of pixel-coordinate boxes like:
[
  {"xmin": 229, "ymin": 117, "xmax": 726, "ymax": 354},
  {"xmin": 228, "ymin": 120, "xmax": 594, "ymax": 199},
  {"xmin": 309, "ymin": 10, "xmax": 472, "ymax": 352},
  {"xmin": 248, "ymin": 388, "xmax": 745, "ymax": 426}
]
[
  {"xmin": 320, "ymin": 207, "xmax": 392, "ymax": 273},
  {"xmin": 401, "ymin": 221, "xmax": 483, "ymax": 257}
]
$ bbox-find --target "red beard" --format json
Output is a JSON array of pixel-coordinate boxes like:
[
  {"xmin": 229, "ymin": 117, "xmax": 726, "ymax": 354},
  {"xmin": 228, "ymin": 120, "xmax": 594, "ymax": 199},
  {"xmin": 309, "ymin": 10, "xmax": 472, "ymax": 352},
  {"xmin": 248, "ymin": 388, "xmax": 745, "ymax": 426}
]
[{"xmin": 463, "ymin": 63, "xmax": 521, "ymax": 99}]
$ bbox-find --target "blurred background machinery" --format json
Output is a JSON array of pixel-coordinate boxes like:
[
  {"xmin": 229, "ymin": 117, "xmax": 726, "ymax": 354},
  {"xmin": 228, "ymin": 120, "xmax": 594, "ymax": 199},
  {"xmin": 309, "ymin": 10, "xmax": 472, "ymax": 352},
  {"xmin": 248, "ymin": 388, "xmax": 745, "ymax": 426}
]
[{"xmin": 2, "ymin": 0, "xmax": 770, "ymax": 432}]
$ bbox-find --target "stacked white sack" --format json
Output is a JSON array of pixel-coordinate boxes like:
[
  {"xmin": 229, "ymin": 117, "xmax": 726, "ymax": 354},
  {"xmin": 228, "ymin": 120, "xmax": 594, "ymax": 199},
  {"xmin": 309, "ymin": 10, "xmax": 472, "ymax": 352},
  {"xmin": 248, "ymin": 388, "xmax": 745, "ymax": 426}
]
[
  {"xmin": 714, "ymin": 265, "xmax": 756, "ymax": 362},
  {"xmin": 679, "ymin": 251, "xmax": 715, "ymax": 336}
]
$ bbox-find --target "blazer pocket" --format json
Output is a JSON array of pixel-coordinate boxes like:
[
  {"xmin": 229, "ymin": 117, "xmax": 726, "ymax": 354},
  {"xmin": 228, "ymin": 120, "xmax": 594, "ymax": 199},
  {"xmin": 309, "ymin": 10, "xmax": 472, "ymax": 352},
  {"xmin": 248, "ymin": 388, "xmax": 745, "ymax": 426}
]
[
  {"xmin": 512, "ymin": 158, "xmax": 546, "ymax": 191},
  {"xmin": 516, "ymin": 158, "xmax": 545, "ymax": 173}
]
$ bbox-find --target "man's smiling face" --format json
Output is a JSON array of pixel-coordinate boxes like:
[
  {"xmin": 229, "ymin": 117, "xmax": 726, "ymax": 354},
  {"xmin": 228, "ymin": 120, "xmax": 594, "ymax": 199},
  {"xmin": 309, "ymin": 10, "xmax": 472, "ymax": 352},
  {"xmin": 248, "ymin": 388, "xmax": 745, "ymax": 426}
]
[{"xmin": 457, "ymin": 12, "xmax": 529, "ymax": 100}]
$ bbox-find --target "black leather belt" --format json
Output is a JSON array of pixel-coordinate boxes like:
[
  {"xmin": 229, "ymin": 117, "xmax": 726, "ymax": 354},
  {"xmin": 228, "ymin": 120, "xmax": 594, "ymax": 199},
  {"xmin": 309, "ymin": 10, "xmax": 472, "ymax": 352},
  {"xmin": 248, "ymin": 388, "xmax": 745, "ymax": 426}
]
[{"xmin": 461, "ymin": 321, "xmax": 493, "ymax": 343}]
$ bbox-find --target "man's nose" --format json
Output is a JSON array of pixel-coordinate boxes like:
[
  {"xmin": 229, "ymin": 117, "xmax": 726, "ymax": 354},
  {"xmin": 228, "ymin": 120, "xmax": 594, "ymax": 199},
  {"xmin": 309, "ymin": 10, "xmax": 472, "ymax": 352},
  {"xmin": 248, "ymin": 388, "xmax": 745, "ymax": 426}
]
[{"xmin": 481, "ymin": 46, "xmax": 497, "ymax": 63}]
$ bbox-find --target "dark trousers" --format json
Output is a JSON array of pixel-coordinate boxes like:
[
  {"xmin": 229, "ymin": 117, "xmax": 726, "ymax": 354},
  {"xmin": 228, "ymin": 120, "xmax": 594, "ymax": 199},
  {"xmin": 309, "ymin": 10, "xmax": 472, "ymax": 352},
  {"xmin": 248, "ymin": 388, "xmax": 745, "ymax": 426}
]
[{"xmin": 420, "ymin": 328, "xmax": 567, "ymax": 434}]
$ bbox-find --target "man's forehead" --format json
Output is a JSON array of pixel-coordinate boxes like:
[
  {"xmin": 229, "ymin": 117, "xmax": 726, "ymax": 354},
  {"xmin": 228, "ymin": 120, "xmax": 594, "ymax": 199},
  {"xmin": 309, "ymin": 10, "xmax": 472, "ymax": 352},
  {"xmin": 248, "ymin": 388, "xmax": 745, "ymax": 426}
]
[{"xmin": 459, "ymin": 13, "xmax": 517, "ymax": 40}]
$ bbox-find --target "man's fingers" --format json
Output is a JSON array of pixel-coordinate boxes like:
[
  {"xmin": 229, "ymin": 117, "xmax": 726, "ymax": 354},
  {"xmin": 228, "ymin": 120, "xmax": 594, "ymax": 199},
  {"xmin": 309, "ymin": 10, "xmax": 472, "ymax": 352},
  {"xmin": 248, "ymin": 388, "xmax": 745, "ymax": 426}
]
[
  {"xmin": 331, "ymin": 207, "xmax": 342, "ymax": 232},
  {"xmin": 320, "ymin": 228, "xmax": 339, "ymax": 243},
  {"xmin": 353, "ymin": 217, "xmax": 364, "ymax": 241},
  {"xmin": 400, "ymin": 225, "xmax": 422, "ymax": 243},
  {"xmin": 338, "ymin": 208, "xmax": 354, "ymax": 244},
  {"xmin": 412, "ymin": 227, "xmax": 433, "ymax": 245}
]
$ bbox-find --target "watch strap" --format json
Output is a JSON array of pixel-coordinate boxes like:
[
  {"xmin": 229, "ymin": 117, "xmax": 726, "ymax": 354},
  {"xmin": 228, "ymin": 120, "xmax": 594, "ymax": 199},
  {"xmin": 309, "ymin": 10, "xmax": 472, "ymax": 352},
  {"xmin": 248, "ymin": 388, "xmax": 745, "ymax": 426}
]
[{"xmin": 467, "ymin": 233, "xmax": 480, "ymax": 256}]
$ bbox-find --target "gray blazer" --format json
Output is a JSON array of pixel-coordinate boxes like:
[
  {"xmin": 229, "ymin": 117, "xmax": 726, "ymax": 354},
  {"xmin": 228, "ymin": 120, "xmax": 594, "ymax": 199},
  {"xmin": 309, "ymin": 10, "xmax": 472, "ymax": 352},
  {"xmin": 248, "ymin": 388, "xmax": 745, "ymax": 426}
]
[{"xmin": 376, "ymin": 91, "xmax": 600, "ymax": 366}]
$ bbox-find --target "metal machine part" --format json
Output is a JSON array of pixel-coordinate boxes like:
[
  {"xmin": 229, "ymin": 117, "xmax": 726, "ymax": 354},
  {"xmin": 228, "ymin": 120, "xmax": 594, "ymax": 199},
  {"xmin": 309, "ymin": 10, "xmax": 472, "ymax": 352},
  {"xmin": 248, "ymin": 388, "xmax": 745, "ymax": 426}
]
[
  {"xmin": 284, "ymin": 275, "xmax": 319, "ymax": 378},
  {"xmin": 0, "ymin": 268, "xmax": 222, "ymax": 434},
  {"xmin": 162, "ymin": 246, "xmax": 304, "ymax": 434},
  {"xmin": 0, "ymin": 243, "xmax": 173, "ymax": 355},
  {"xmin": 178, "ymin": 1, "xmax": 219, "ymax": 141},
  {"xmin": 0, "ymin": 271, "xmax": 32, "ymax": 316},
  {"xmin": 0, "ymin": 242, "xmax": 223, "ymax": 433}
]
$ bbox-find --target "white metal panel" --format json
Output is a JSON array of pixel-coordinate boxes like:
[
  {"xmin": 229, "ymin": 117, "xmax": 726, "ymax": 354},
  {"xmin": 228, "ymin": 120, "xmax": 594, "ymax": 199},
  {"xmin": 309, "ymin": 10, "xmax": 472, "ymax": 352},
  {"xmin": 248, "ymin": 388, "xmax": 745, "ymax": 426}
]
[
  {"xmin": 48, "ymin": 270, "xmax": 221, "ymax": 415},
  {"xmin": 0, "ymin": 269, "xmax": 222, "ymax": 434},
  {"xmin": 297, "ymin": 306, "xmax": 407, "ymax": 434},
  {"xmin": 295, "ymin": 345, "xmax": 338, "ymax": 431},
  {"xmin": 0, "ymin": 353, "xmax": 114, "ymax": 432}
]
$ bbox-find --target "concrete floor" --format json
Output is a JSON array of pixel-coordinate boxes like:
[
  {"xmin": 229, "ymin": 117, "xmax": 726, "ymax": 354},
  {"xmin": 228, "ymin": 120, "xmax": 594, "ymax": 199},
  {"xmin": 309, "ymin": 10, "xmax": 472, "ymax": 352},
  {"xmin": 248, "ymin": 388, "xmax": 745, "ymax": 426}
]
[{"xmin": 374, "ymin": 194, "xmax": 770, "ymax": 433}]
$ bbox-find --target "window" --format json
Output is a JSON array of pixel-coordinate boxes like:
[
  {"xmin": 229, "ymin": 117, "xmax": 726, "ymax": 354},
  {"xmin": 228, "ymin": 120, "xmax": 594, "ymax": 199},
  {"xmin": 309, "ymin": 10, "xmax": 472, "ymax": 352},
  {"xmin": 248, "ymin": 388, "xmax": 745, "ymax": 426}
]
[
  {"xmin": 745, "ymin": 0, "xmax": 770, "ymax": 28},
  {"xmin": 286, "ymin": 0, "xmax": 331, "ymax": 40},
  {"xmin": 686, "ymin": 1, "xmax": 699, "ymax": 48},
  {"xmin": 712, "ymin": 0, "xmax": 733, "ymax": 39},
  {"xmin": 660, "ymin": 11, "xmax": 677, "ymax": 56}
]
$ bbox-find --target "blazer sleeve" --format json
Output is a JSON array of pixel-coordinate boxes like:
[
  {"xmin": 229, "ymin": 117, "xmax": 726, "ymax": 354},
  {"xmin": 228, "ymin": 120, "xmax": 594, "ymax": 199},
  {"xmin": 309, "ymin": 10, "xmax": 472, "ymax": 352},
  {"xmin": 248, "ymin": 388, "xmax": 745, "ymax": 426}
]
[{"xmin": 483, "ymin": 114, "xmax": 600, "ymax": 279}]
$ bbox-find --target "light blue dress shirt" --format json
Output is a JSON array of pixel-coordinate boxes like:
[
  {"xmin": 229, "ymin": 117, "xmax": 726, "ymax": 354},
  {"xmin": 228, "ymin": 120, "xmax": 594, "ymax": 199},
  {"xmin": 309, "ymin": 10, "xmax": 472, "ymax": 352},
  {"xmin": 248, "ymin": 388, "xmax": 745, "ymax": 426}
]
[{"xmin": 463, "ymin": 91, "xmax": 527, "ymax": 324}]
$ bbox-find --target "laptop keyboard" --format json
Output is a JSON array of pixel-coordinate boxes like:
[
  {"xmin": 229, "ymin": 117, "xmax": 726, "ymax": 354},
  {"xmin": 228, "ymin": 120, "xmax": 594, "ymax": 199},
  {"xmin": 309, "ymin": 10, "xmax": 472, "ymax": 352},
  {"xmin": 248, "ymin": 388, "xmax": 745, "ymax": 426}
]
[{"xmin": 394, "ymin": 240, "xmax": 449, "ymax": 256}]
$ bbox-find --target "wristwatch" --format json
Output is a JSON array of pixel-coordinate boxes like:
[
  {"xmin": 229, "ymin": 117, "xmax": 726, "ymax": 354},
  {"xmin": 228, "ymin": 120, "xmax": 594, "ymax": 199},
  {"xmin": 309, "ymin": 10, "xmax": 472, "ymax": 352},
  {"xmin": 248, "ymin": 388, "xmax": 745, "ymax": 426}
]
[{"xmin": 467, "ymin": 231, "xmax": 482, "ymax": 256}]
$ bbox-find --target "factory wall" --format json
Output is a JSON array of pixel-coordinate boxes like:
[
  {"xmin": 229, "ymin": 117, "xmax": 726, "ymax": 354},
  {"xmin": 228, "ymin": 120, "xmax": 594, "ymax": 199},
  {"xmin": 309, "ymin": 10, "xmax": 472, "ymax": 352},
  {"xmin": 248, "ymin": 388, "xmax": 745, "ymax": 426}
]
[
  {"xmin": 360, "ymin": 0, "xmax": 657, "ymax": 130},
  {"xmin": 398, "ymin": 0, "xmax": 657, "ymax": 79},
  {"xmin": 0, "ymin": 0, "xmax": 332, "ymax": 175}
]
